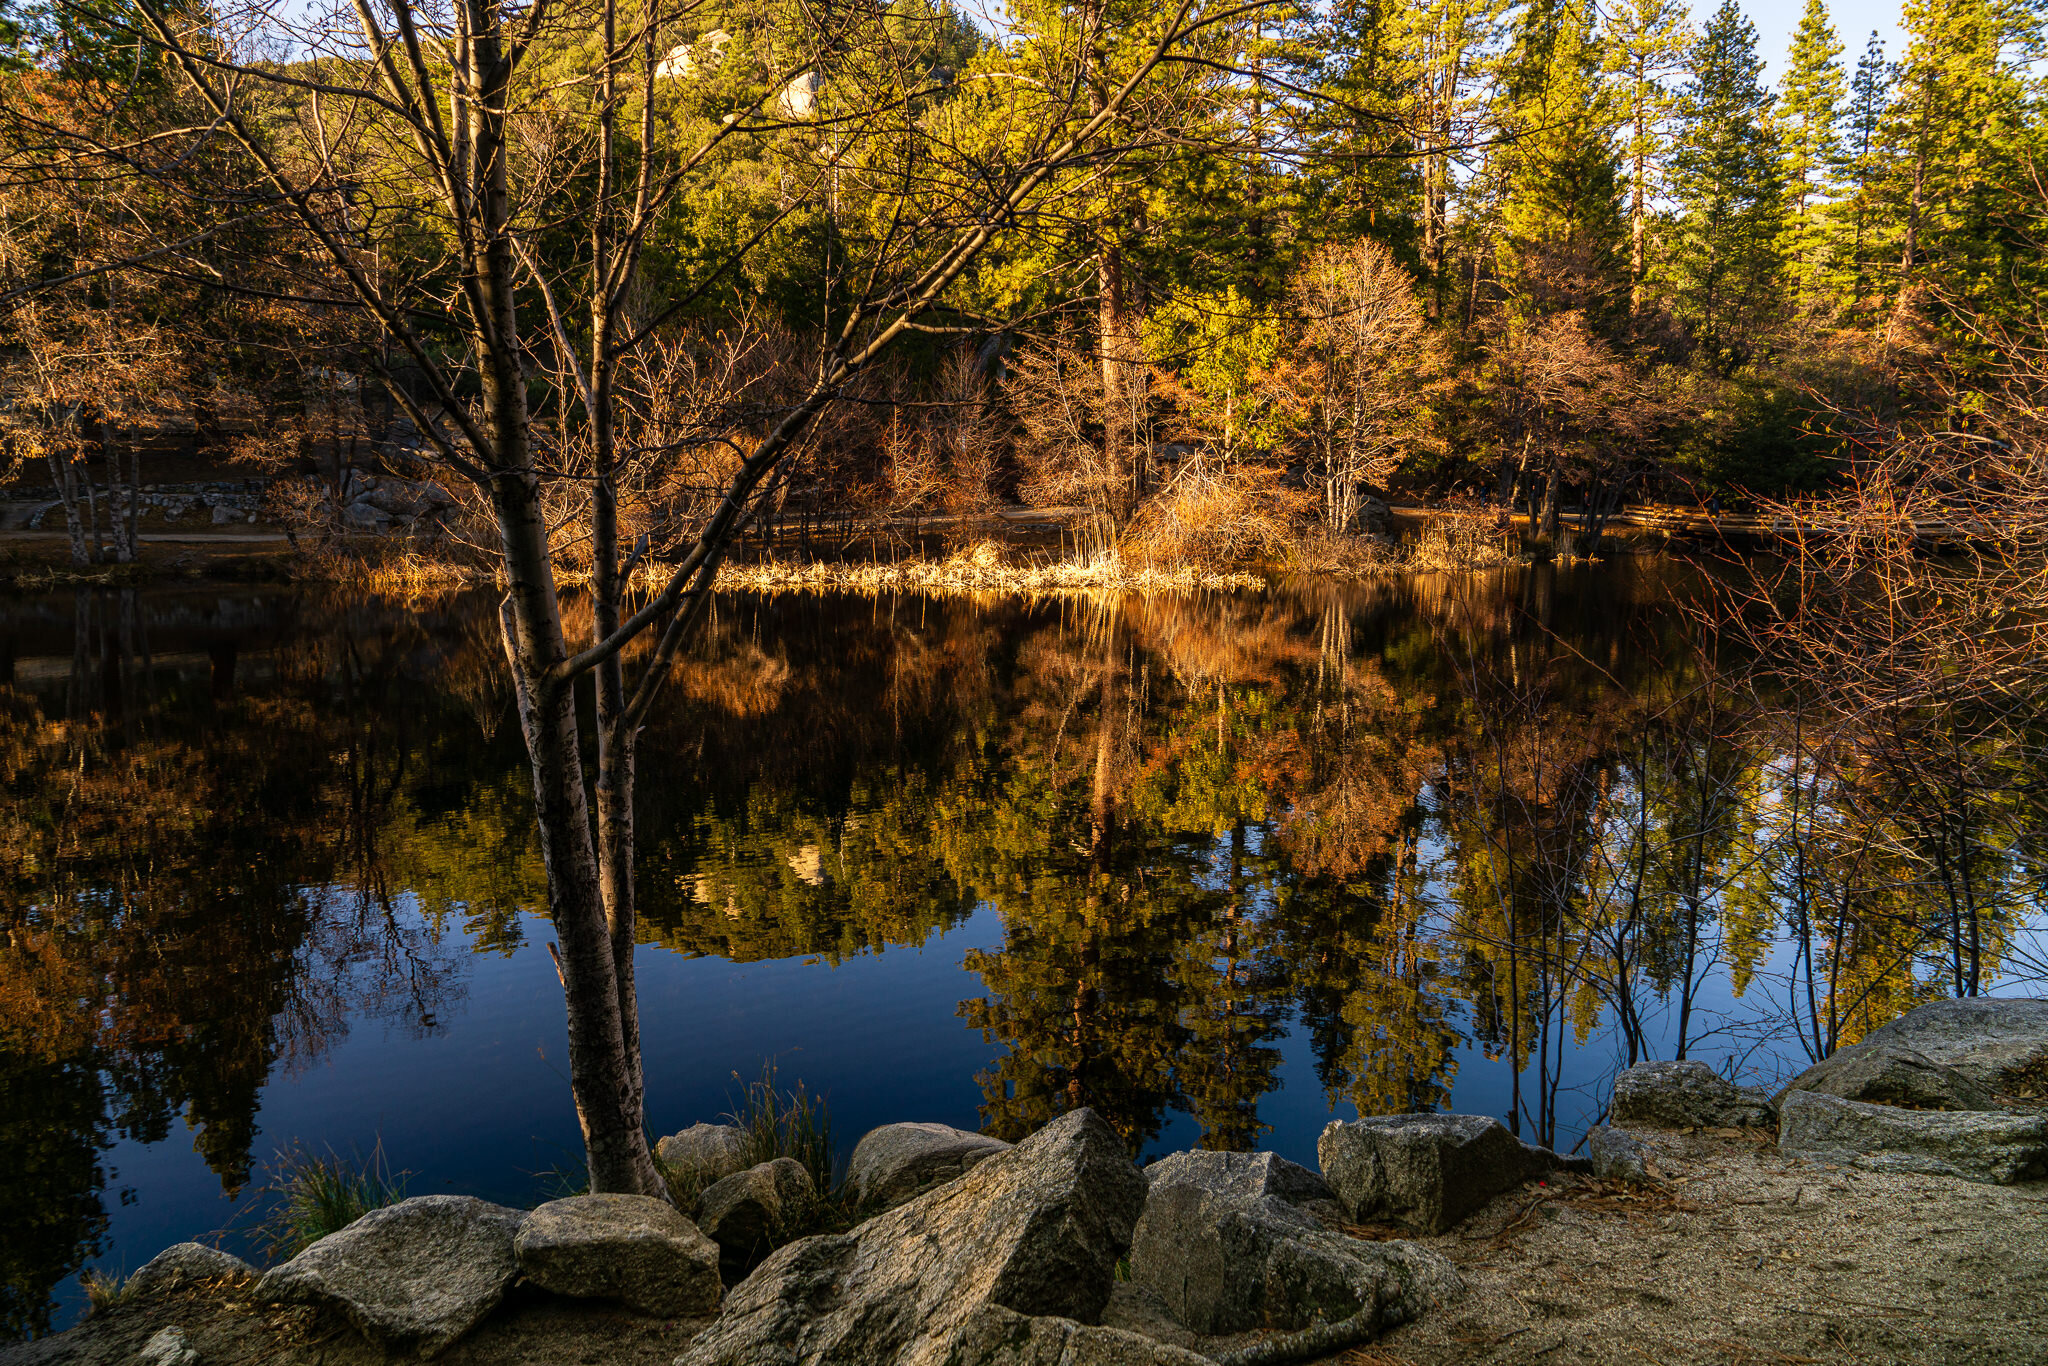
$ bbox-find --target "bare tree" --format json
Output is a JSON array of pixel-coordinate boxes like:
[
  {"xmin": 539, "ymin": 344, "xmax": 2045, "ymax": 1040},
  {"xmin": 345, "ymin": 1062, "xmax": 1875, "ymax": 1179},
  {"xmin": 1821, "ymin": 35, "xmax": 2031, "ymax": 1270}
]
[{"xmin": 1281, "ymin": 238, "xmax": 1446, "ymax": 536}]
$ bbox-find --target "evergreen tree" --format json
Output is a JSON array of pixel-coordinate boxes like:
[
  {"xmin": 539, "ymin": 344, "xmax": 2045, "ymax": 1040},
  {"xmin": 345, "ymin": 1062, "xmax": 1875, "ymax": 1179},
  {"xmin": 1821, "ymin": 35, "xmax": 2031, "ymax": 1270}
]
[
  {"xmin": 1296, "ymin": 0, "xmax": 1427, "ymax": 273},
  {"xmin": 1382, "ymin": 0, "xmax": 1510, "ymax": 316},
  {"xmin": 1602, "ymin": 0, "xmax": 1690, "ymax": 312},
  {"xmin": 1777, "ymin": 0, "xmax": 1845, "ymax": 304},
  {"xmin": 1880, "ymin": 0, "xmax": 2045, "ymax": 321},
  {"xmin": 1835, "ymin": 31, "xmax": 1891, "ymax": 307},
  {"xmin": 1489, "ymin": 0, "xmax": 1627, "ymax": 310},
  {"xmin": 1662, "ymin": 0, "xmax": 1784, "ymax": 370}
]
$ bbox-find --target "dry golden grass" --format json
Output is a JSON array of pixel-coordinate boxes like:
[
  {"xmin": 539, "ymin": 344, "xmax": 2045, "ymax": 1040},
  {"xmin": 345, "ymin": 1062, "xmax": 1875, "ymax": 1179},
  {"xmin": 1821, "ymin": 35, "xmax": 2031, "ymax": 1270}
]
[
  {"xmin": 1402, "ymin": 515, "xmax": 1520, "ymax": 573},
  {"xmin": 652, "ymin": 541, "xmax": 1267, "ymax": 597}
]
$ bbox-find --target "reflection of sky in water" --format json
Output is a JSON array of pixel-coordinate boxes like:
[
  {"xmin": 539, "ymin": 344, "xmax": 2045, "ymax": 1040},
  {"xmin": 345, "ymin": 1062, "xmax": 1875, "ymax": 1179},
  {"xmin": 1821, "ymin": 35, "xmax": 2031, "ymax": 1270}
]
[
  {"xmin": 47, "ymin": 835, "xmax": 2047, "ymax": 1332},
  {"xmin": 65, "ymin": 906, "xmax": 1010, "ymax": 1329}
]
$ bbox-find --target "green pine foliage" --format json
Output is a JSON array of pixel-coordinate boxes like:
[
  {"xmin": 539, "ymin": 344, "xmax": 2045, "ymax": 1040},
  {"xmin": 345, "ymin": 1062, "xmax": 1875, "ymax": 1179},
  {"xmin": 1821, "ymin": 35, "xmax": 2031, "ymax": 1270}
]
[
  {"xmin": 1662, "ymin": 0, "xmax": 1785, "ymax": 373},
  {"xmin": 1778, "ymin": 0, "xmax": 1847, "ymax": 305}
]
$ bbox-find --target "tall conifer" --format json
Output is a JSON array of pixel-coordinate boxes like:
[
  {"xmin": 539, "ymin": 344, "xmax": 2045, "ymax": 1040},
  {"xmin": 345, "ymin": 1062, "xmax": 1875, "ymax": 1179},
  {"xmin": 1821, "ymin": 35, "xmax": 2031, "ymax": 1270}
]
[
  {"xmin": 1664, "ymin": 0, "xmax": 1784, "ymax": 370},
  {"xmin": 1778, "ymin": 0, "xmax": 1845, "ymax": 304},
  {"xmin": 1491, "ymin": 0, "xmax": 1626, "ymax": 308},
  {"xmin": 1603, "ymin": 0, "xmax": 1691, "ymax": 312}
]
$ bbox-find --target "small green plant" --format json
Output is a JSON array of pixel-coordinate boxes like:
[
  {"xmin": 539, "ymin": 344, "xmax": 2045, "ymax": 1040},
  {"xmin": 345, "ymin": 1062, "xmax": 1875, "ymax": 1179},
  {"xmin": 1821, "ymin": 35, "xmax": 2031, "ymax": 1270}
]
[
  {"xmin": 258, "ymin": 1140, "xmax": 409, "ymax": 1256},
  {"xmin": 79, "ymin": 1267, "xmax": 135, "ymax": 1317},
  {"xmin": 725, "ymin": 1063, "xmax": 835, "ymax": 1205}
]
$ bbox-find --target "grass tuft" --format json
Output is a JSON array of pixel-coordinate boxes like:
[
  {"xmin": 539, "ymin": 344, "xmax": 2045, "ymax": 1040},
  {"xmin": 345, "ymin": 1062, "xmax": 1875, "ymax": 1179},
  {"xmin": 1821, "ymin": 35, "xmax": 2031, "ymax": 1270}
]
[
  {"xmin": 725, "ymin": 1062, "xmax": 836, "ymax": 1203},
  {"xmin": 257, "ymin": 1140, "xmax": 409, "ymax": 1256},
  {"xmin": 79, "ymin": 1268, "xmax": 136, "ymax": 1317}
]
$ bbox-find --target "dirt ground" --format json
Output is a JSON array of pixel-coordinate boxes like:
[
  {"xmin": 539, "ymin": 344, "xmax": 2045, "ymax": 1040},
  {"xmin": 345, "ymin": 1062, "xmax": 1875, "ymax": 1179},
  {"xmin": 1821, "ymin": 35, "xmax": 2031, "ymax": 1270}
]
[
  {"xmin": 6, "ymin": 1129, "xmax": 2043, "ymax": 1366},
  {"xmin": 1373, "ymin": 1128, "xmax": 2048, "ymax": 1366}
]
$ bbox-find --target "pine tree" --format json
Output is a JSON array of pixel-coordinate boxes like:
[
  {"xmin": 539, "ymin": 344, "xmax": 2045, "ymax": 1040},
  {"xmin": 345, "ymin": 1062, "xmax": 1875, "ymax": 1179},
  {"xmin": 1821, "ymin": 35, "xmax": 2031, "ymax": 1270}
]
[
  {"xmin": 1381, "ymin": 0, "xmax": 1510, "ymax": 316},
  {"xmin": 1777, "ymin": 0, "xmax": 1845, "ymax": 305},
  {"xmin": 1835, "ymin": 31, "xmax": 1890, "ymax": 307},
  {"xmin": 1489, "ymin": 0, "xmax": 1626, "ymax": 309},
  {"xmin": 1297, "ymin": 0, "xmax": 1429, "ymax": 274},
  {"xmin": 1662, "ymin": 0, "xmax": 1784, "ymax": 370},
  {"xmin": 1602, "ymin": 0, "xmax": 1690, "ymax": 313},
  {"xmin": 1879, "ymin": 0, "xmax": 2045, "ymax": 321}
]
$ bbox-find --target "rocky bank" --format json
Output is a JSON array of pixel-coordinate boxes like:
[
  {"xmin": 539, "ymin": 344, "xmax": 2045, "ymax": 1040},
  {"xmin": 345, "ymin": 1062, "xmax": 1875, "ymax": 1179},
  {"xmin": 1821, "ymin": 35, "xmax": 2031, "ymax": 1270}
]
[{"xmin": 6, "ymin": 997, "xmax": 2043, "ymax": 1366}]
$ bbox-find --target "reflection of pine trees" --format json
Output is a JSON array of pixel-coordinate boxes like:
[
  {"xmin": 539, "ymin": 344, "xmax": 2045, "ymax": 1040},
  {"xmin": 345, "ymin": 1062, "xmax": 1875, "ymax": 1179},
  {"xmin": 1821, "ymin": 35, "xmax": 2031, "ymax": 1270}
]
[
  {"xmin": 0, "ymin": 589, "xmax": 491, "ymax": 1332},
  {"xmin": 4, "ymin": 566, "xmax": 2037, "ymax": 1334}
]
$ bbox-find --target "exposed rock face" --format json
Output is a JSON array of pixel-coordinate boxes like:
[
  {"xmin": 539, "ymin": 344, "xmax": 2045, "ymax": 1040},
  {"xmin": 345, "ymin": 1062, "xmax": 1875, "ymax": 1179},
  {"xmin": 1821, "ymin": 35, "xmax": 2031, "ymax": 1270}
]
[
  {"xmin": 513, "ymin": 1193, "xmax": 722, "ymax": 1317},
  {"xmin": 1774, "ymin": 1042, "xmax": 2000, "ymax": 1114},
  {"xmin": 1586, "ymin": 1126, "xmax": 1652, "ymax": 1184},
  {"xmin": 138, "ymin": 1327, "xmax": 199, "ymax": 1366},
  {"xmin": 129, "ymin": 1243, "xmax": 255, "ymax": 1297},
  {"xmin": 696, "ymin": 1158, "xmax": 816, "ymax": 1271},
  {"xmin": 1777, "ymin": 1090, "xmax": 2048, "ymax": 1185},
  {"xmin": 658, "ymin": 1123, "xmax": 749, "ymax": 1189},
  {"xmin": 1318, "ymin": 1114, "xmax": 1572, "ymax": 1233},
  {"xmin": 1139, "ymin": 1149, "xmax": 1333, "ymax": 1209},
  {"xmin": 1850, "ymin": 997, "xmax": 2048, "ymax": 1093},
  {"xmin": 934, "ymin": 1304, "xmax": 1219, "ymax": 1366},
  {"xmin": 849, "ymin": 1122, "xmax": 1013, "ymax": 1210},
  {"xmin": 1610, "ymin": 1061, "xmax": 1774, "ymax": 1130},
  {"xmin": 675, "ymin": 1108, "xmax": 1145, "ymax": 1366},
  {"xmin": 253, "ymin": 1195, "xmax": 524, "ymax": 1358},
  {"xmin": 1127, "ymin": 1175, "xmax": 1461, "ymax": 1334}
]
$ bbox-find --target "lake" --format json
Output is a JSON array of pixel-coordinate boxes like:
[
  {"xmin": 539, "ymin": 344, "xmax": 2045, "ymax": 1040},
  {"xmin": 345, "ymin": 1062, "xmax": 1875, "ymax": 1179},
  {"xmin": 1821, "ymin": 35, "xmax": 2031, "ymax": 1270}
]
[{"xmin": 3, "ymin": 559, "xmax": 2040, "ymax": 1337}]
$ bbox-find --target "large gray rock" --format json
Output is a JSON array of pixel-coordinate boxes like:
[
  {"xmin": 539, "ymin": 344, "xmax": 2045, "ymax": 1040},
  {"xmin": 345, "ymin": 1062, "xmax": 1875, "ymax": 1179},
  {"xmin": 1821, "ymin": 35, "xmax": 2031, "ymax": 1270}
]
[
  {"xmin": 1585, "ymin": 1126, "xmax": 1652, "ymax": 1184},
  {"xmin": 514, "ymin": 1193, "xmax": 722, "ymax": 1317},
  {"xmin": 1139, "ymin": 1149, "xmax": 1334, "ymax": 1208},
  {"xmin": 1774, "ymin": 1041, "xmax": 2001, "ymax": 1114},
  {"xmin": 935, "ymin": 1303, "xmax": 1219, "ymax": 1365},
  {"xmin": 1317, "ymin": 1114, "xmax": 1570, "ymax": 1233},
  {"xmin": 849, "ymin": 1122, "xmax": 1013, "ymax": 1210},
  {"xmin": 1777, "ymin": 1090, "xmax": 2048, "ymax": 1185},
  {"xmin": 1128, "ymin": 1176, "xmax": 1461, "ymax": 1335},
  {"xmin": 253, "ymin": 1195, "xmax": 524, "ymax": 1358},
  {"xmin": 696, "ymin": 1158, "xmax": 816, "ymax": 1270},
  {"xmin": 1850, "ymin": 997, "xmax": 2048, "ymax": 1093},
  {"xmin": 1610, "ymin": 1061, "xmax": 1773, "ymax": 1129},
  {"xmin": 657, "ymin": 1123, "xmax": 749, "ymax": 1189},
  {"xmin": 675, "ymin": 1108, "xmax": 1144, "ymax": 1366},
  {"xmin": 129, "ymin": 1242, "xmax": 256, "ymax": 1297}
]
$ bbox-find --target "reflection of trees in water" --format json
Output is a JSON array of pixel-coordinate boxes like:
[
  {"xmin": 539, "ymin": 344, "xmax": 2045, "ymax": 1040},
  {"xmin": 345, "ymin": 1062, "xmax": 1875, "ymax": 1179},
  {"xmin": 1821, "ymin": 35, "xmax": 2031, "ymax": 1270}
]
[
  {"xmin": 0, "ymin": 590, "xmax": 505, "ymax": 1336},
  {"xmin": 647, "ymin": 567, "xmax": 2045, "ymax": 1158},
  {"xmin": 3, "ymin": 566, "xmax": 2041, "ymax": 1330}
]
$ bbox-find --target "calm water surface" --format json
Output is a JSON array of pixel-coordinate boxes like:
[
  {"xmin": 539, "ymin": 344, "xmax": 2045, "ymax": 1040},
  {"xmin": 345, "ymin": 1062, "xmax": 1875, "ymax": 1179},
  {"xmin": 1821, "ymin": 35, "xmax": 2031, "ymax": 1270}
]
[{"xmin": 2, "ymin": 561, "xmax": 2035, "ymax": 1336}]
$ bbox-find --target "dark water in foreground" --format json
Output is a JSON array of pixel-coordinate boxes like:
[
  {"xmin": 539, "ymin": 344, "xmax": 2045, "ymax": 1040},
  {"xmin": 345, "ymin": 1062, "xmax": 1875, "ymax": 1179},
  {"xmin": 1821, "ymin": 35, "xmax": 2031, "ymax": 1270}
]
[{"xmin": 2, "ymin": 561, "xmax": 2041, "ymax": 1336}]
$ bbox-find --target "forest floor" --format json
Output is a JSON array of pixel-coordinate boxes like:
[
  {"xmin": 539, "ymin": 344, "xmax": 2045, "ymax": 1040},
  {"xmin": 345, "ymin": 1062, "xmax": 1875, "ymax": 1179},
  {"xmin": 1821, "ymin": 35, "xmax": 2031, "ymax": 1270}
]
[{"xmin": 7, "ymin": 1129, "xmax": 2041, "ymax": 1366}]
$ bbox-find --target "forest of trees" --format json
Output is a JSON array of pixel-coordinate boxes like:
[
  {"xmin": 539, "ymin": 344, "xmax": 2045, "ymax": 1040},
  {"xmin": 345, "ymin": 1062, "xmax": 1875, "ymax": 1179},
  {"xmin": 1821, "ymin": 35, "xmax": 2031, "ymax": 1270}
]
[{"xmin": 3, "ymin": 0, "xmax": 2044, "ymax": 560}]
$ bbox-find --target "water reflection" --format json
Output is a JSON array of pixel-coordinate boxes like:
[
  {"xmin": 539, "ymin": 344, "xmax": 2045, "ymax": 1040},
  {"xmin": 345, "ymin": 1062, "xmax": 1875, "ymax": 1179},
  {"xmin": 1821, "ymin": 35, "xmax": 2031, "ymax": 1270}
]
[{"xmin": 1, "ymin": 563, "xmax": 2041, "ymax": 1337}]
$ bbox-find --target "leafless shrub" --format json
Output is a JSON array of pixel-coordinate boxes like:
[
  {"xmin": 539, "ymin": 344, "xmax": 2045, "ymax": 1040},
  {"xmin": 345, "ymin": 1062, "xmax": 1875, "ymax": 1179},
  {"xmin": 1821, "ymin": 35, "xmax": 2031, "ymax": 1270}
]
[{"xmin": 1281, "ymin": 239, "xmax": 1448, "ymax": 536}]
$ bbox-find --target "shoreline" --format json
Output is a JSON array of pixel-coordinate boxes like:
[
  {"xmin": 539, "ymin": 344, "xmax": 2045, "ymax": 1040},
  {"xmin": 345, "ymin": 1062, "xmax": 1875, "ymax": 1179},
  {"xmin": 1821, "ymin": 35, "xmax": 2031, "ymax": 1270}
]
[{"xmin": 9, "ymin": 999, "xmax": 2043, "ymax": 1366}]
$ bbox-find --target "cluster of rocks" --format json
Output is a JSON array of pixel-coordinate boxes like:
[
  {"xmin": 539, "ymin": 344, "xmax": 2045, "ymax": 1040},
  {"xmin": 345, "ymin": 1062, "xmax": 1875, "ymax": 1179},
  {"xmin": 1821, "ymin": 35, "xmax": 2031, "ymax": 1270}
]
[
  {"xmin": 107, "ymin": 995, "xmax": 2044, "ymax": 1364},
  {"xmin": 8, "ymin": 481, "xmax": 266, "ymax": 531},
  {"xmin": 334, "ymin": 474, "xmax": 457, "ymax": 534},
  {"xmin": 1589, "ymin": 997, "xmax": 2048, "ymax": 1187},
  {"xmin": 129, "ymin": 1106, "xmax": 1587, "ymax": 1362}
]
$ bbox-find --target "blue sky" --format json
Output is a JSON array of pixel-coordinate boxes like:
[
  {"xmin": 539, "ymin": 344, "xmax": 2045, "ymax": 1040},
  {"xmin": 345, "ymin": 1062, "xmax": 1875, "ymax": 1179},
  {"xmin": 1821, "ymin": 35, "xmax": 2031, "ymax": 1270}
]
[{"xmin": 1743, "ymin": 0, "xmax": 1904, "ymax": 82}]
